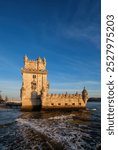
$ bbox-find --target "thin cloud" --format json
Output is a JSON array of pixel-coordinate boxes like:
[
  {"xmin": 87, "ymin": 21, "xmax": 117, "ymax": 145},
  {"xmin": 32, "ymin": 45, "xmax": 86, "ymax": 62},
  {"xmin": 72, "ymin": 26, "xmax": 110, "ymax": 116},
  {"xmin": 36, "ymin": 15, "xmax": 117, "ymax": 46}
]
[
  {"xmin": 49, "ymin": 79, "xmax": 100, "ymax": 97},
  {"xmin": 63, "ymin": 24, "xmax": 100, "ymax": 49},
  {"xmin": 51, "ymin": 80, "xmax": 100, "ymax": 86},
  {"xmin": 0, "ymin": 80, "xmax": 21, "ymax": 99},
  {"xmin": 61, "ymin": 55, "xmax": 100, "ymax": 77},
  {"xmin": 0, "ymin": 55, "xmax": 19, "ymax": 71}
]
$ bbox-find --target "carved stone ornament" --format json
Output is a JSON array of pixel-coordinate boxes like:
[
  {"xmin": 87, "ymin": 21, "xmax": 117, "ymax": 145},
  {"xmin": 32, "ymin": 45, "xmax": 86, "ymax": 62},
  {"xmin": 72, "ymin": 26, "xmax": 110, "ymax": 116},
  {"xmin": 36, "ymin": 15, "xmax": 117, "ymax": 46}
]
[{"xmin": 31, "ymin": 81, "xmax": 36, "ymax": 90}]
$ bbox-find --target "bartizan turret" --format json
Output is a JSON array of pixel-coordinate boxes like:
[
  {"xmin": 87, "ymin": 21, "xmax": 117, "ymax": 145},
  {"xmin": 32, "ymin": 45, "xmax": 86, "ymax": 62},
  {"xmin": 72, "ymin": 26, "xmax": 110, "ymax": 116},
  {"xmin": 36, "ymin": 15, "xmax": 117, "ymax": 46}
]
[{"xmin": 82, "ymin": 87, "xmax": 88, "ymax": 105}]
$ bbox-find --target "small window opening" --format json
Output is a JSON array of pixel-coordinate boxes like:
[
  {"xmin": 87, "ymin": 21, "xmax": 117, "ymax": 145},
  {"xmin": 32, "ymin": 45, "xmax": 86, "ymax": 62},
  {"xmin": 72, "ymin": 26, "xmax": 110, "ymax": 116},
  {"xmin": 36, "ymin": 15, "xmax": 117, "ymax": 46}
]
[{"xmin": 33, "ymin": 75, "xmax": 36, "ymax": 78}]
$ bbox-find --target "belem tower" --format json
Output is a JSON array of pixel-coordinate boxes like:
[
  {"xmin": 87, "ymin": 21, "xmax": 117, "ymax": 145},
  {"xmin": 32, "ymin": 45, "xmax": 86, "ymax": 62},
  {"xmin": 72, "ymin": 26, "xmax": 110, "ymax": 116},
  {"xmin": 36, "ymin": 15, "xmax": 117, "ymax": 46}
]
[{"xmin": 20, "ymin": 56, "xmax": 88, "ymax": 111}]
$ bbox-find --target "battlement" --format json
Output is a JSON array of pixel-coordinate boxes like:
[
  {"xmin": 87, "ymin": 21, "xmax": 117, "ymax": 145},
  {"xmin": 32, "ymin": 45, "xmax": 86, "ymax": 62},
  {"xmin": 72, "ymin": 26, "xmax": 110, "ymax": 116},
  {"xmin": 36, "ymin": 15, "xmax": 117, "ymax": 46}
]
[
  {"xmin": 46, "ymin": 93, "xmax": 82, "ymax": 98},
  {"xmin": 24, "ymin": 55, "xmax": 46, "ymax": 71}
]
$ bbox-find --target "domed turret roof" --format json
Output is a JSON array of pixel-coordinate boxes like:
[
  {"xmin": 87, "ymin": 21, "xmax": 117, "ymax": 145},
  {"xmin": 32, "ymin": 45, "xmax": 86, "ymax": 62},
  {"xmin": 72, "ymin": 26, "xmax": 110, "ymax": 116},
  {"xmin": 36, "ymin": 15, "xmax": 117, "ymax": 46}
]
[{"xmin": 82, "ymin": 87, "xmax": 88, "ymax": 93}]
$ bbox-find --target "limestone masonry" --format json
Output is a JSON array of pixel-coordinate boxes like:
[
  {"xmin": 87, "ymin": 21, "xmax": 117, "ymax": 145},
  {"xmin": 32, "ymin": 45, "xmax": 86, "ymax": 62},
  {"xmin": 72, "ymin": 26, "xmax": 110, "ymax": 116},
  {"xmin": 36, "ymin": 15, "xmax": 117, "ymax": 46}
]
[{"xmin": 20, "ymin": 56, "xmax": 88, "ymax": 110}]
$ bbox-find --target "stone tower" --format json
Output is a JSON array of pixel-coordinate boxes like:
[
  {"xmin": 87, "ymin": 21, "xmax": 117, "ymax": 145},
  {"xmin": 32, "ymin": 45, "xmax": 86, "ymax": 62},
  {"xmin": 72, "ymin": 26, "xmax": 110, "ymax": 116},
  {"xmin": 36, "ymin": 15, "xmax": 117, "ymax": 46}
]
[
  {"xmin": 21, "ymin": 56, "xmax": 88, "ymax": 111},
  {"xmin": 20, "ymin": 56, "xmax": 49, "ymax": 110}
]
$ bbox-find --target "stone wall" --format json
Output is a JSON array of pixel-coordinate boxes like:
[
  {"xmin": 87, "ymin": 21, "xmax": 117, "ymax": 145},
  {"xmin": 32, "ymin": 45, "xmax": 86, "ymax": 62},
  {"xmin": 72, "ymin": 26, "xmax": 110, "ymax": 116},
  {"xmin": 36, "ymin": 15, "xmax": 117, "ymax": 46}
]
[{"xmin": 41, "ymin": 93, "xmax": 87, "ymax": 109}]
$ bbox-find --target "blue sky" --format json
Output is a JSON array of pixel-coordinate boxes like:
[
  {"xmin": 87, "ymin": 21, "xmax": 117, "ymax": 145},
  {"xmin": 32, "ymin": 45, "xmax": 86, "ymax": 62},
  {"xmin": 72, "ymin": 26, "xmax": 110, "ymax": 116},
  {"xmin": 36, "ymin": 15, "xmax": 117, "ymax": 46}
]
[{"xmin": 0, "ymin": 0, "xmax": 101, "ymax": 99}]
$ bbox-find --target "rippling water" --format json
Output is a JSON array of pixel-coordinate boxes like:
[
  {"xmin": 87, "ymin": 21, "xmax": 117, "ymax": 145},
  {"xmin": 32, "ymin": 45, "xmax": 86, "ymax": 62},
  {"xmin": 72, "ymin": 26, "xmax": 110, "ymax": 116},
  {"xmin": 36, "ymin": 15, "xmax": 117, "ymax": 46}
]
[{"xmin": 0, "ymin": 102, "xmax": 101, "ymax": 150}]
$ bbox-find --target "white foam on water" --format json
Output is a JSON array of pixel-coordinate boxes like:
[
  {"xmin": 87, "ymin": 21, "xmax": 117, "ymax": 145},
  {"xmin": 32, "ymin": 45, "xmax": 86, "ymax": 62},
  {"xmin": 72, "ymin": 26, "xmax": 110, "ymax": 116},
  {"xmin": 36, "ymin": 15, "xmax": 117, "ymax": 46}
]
[
  {"xmin": 16, "ymin": 114, "xmax": 91, "ymax": 150},
  {"xmin": 48, "ymin": 114, "xmax": 75, "ymax": 120}
]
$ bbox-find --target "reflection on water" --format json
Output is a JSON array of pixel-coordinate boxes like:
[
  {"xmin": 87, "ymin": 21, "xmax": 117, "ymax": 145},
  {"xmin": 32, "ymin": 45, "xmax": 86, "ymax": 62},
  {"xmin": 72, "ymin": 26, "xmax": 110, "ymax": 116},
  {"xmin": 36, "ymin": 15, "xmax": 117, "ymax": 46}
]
[{"xmin": 0, "ymin": 102, "xmax": 101, "ymax": 150}]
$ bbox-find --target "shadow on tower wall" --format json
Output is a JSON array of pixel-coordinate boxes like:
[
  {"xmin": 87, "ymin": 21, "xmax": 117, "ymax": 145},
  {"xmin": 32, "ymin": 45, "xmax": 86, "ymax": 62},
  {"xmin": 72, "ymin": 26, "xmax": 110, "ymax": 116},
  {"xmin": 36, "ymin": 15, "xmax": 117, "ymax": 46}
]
[{"xmin": 31, "ymin": 91, "xmax": 42, "ymax": 111}]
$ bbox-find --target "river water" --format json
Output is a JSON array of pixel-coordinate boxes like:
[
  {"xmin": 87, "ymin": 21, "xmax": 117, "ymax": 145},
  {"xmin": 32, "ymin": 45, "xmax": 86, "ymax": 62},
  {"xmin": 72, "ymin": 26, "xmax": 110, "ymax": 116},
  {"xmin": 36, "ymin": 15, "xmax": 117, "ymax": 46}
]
[{"xmin": 0, "ymin": 102, "xmax": 101, "ymax": 150}]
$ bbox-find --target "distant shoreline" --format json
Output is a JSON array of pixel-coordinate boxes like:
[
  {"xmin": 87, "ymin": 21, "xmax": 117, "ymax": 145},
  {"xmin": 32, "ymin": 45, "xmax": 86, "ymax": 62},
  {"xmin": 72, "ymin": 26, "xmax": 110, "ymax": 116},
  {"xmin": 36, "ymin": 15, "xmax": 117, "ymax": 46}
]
[{"xmin": 88, "ymin": 98, "xmax": 101, "ymax": 102}]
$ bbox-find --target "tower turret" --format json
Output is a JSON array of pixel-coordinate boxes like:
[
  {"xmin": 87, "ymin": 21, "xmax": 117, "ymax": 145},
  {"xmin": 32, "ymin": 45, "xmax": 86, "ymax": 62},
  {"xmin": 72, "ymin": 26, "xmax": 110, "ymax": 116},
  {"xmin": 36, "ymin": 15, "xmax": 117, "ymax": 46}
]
[
  {"xmin": 24, "ymin": 55, "xmax": 28, "ymax": 62},
  {"xmin": 82, "ymin": 87, "xmax": 88, "ymax": 104}
]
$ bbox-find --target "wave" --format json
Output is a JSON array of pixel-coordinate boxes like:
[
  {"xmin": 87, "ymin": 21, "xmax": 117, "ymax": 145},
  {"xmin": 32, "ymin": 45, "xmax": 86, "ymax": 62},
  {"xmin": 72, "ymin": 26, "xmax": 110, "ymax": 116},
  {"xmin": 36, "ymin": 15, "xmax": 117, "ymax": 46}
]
[
  {"xmin": 0, "ymin": 103, "xmax": 100, "ymax": 150},
  {"xmin": 16, "ymin": 114, "xmax": 94, "ymax": 150}
]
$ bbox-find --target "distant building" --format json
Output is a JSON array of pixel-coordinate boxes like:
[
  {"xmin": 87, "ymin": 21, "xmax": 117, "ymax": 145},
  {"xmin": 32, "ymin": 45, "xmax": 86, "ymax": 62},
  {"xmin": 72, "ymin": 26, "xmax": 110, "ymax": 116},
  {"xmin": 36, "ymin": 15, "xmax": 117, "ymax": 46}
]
[{"xmin": 20, "ymin": 56, "xmax": 88, "ymax": 111}]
